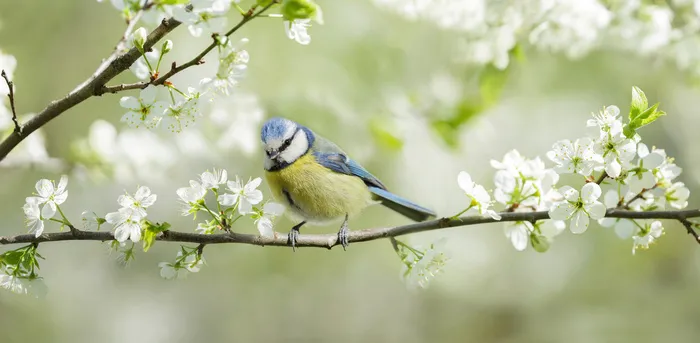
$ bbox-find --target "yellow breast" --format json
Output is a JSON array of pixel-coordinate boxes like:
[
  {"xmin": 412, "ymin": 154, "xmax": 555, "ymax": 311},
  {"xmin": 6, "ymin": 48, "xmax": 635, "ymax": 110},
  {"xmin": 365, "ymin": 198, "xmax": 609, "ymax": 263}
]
[{"xmin": 265, "ymin": 153, "xmax": 375, "ymax": 224}]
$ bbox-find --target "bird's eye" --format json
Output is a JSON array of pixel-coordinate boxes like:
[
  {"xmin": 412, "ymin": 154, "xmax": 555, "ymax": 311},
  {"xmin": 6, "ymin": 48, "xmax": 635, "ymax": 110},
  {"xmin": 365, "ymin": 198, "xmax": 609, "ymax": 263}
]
[{"xmin": 284, "ymin": 138, "xmax": 292, "ymax": 146}]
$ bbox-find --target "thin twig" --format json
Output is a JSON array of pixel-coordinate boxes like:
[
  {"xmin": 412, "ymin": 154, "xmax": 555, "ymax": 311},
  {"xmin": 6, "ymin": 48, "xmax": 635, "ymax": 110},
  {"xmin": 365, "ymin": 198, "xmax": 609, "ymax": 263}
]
[
  {"xmin": 595, "ymin": 171, "xmax": 608, "ymax": 185},
  {"xmin": 1, "ymin": 70, "xmax": 20, "ymax": 134},
  {"xmin": 2, "ymin": 209, "xmax": 699, "ymax": 249},
  {"xmin": 98, "ymin": 1, "xmax": 278, "ymax": 95},
  {"xmin": 0, "ymin": 17, "xmax": 181, "ymax": 162}
]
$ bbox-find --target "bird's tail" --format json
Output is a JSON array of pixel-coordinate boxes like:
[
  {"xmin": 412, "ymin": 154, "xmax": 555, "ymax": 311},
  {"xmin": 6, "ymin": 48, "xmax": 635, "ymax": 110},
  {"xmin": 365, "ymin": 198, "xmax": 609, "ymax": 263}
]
[{"xmin": 369, "ymin": 187, "xmax": 436, "ymax": 222}]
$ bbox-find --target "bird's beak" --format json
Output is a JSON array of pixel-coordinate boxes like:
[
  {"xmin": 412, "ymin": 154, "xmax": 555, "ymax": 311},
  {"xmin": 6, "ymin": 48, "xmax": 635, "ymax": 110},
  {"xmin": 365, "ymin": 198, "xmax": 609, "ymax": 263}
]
[{"xmin": 269, "ymin": 150, "xmax": 280, "ymax": 160}]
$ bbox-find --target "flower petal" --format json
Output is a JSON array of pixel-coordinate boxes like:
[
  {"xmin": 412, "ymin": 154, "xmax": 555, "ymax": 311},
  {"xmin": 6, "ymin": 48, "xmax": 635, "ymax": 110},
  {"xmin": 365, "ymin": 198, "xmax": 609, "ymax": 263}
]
[
  {"xmin": 41, "ymin": 203, "xmax": 56, "ymax": 219},
  {"xmin": 569, "ymin": 210, "xmax": 590, "ymax": 234},
  {"xmin": 584, "ymin": 201, "xmax": 606, "ymax": 219},
  {"xmin": 581, "ymin": 183, "xmax": 602, "ymax": 203},
  {"xmin": 457, "ymin": 171, "xmax": 473, "ymax": 193},
  {"xmin": 119, "ymin": 96, "xmax": 140, "ymax": 110},
  {"xmin": 549, "ymin": 202, "xmax": 575, "ymax": 220}
]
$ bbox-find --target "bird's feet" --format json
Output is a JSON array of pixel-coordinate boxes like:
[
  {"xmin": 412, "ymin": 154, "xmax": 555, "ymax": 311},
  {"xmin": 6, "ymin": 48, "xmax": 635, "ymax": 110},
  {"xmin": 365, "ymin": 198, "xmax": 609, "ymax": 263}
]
[
  {"xmin": 337, "ymin": 214, "xmax": 350, "ymax": 250},
  {"xmin": 287, "ymin": 221, "xmax": 306, "ymax": 252}
]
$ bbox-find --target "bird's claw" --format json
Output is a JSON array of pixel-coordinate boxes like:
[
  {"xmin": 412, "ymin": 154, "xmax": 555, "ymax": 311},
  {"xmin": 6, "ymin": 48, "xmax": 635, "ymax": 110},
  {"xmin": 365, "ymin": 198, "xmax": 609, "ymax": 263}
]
[
  {"xmin": 338, "ymin": 214, "xmax": 350, "ymax": 250},
  {"xmin": 288, "ymin": 228, "xmax": 299, "ymax": 251}
]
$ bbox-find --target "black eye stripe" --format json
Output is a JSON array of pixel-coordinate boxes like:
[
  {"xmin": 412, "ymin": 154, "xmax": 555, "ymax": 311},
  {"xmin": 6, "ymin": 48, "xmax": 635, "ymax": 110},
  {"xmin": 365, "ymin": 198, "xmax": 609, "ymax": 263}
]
[{"xmin": 278, "ymin": 128, "xmax": 300, "ymax": 152}]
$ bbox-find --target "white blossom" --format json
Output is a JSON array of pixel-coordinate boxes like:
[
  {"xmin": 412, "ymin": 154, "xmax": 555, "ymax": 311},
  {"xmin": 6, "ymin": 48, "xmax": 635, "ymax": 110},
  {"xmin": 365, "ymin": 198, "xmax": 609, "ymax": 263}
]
[
  {"xmin": 160, "ymin": 90, "xmax": 201, "ymax": 133},
  {"xmin": 402, "ymin": 239, "xmax": 449, "ymax": 289},
  {"xmin": 23, "ymin": 199, "xmax": 44, "ymax": 237},
  {"xmin": 504, "ymin": 221, "xmax": 531, "ymax": 251},
  {"xmin": 254, "ymin": 202, "xmax": 285, "ymax": 237},
  {"xmin": 632, "ymin": 220, "xmax": 664, "ymax": 254},
  {"xmin": 593, "ymin": 121, "xmax": 636, "ymax": 178},
  {"xmin": 549, "ymin": 183, "xmax": 606, "ymax": 234},
  {"xmin": 200, "ymin": 39, "xmax": 249, "ymax": 97},
  {"xmin": 172, "ymin": 0, "xmax": 230, "ymax": 37},
  {"xmin": 119, "ymin": 86, "xmax": 168, "ymax": 129},
  {"xmin": 625, "ymin": 143, "xmax": 664, "ymax": 194},
  {"xmin": 218, "ymin": 177, "xmax": 264, "ymax": 214},
  {"xmin": 29, "ymin": 175, "xmax": 68, "ymax": 219},
  {"xmin": 118, "ymin": 186, "xmax": 157, "ymax": 218},
  {"xmin": 200, "ymin": 169, "xmax": 228, "ymax": 191},
  {"xmin": 284, "ymin": 19, "xmax": 312, "ymax": 45},
  {"xmin": 547, "ymin": 138, "xmax": 599, "ymax": 176},
  {"xmin": 81, "ymin": 211, "xmax": 101, "ymax": 231},
  {"xmin": 666, "ymin": 182, "xmax": 690, "ymax": 209},
  {"xmin": 457, "ymin": 171, "xmax": 501, "ymax": 220},
  {"xmin": 106, "ymin": 207, "xmax": 143, "ymax": 243}
]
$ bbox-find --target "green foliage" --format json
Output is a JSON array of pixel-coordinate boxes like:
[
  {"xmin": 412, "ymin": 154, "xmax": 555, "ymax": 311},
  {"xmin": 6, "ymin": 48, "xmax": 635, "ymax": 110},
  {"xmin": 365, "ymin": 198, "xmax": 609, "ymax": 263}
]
[
  {"xmin": 431, "ymin": 46, "xmax": 519, "ymax": 148},
  {"xmin": 256, "ymin": 0, "xmax": 276, "ymax": 6},
  {"xmin": 142, "ymin": 220, "xmax": 171, "ymax": 252},
  {"xmin": 281, "ymin": 0, "xmax": 319, "ymax": 21},
  {"xmin": 624, "ymin": 86, "xmax": 666, "ymax": 138},
  {"xmin": 0, "ymin": 244, "xmax": 42, "ymax": 279},
  {"xmin": 369, "ymin": 117, "xmax": 403, "ymax": 151}
]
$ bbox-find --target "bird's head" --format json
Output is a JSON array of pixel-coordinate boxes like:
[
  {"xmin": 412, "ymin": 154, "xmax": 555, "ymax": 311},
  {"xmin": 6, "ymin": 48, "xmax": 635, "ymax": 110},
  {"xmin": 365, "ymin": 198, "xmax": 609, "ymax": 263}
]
[{"xmin": 261, "ymin": 117, "xmax": 313, "ymax": 170}]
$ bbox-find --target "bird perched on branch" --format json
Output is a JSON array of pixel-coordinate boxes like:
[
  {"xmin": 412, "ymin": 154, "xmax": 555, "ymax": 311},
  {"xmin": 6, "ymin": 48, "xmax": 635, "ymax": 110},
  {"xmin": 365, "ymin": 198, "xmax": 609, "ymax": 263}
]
[{"xmin": 261, "ymin": 117, "xmax": 436, "ymax": 250}]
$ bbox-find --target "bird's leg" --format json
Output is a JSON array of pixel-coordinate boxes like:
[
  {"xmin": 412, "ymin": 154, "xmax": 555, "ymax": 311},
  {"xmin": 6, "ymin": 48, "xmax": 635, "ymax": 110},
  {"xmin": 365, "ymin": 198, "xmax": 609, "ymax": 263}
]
[
  {"xmin": 337, "ymin": 213, "xmax": 350, "ymax": 250},
  {"xmin": 288, "ymin": 221, "xmax": 306, "ymax": 251}
]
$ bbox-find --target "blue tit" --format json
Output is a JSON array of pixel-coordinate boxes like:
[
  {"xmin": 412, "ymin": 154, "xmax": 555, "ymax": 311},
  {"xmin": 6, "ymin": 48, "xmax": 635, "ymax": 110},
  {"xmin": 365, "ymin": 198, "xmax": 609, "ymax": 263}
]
[{"xmin": 261, "ymin": 117, "xmax": 436, "ymax": 250}]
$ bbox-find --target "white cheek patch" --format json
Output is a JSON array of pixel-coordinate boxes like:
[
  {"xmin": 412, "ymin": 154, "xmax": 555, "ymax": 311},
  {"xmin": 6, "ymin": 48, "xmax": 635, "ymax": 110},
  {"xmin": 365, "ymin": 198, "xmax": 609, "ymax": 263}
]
[{"xmin": 280, "ymin": 130, "xmax": 308, "ymax": 163}]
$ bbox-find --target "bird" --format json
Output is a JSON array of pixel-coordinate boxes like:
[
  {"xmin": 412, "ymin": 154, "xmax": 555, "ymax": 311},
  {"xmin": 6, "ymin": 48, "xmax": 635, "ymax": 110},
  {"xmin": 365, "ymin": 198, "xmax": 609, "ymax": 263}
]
[{"xmin": 260, "ymin": 117, "xmax": 436, "ymax": 250}]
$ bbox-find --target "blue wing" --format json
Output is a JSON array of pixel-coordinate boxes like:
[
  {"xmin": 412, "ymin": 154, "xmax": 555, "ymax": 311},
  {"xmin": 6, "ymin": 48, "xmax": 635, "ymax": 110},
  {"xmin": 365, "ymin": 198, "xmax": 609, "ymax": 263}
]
[
  {"xmin": 313, "ymin": 152, "xmax": 386, "ymax": 190},
  {"xmin": 313, "ymin": 150, "xmax": 435, "ymax": 222}
]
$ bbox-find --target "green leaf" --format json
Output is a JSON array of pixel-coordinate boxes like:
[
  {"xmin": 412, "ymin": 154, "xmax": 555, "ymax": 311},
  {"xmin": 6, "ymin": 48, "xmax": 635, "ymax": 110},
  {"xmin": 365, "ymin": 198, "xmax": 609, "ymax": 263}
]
[
  {"xmin": 256, "ymin": 0, "xmax": 275, "ymax": 6},
  {"xmin": 623, "ymin": 124, "xmax": 636, "ymax": 139},
  {"xmin": 281, "ymin": 0, "xmax": 318, "ymax": 21},
  {"xmin": 629, "ymin": 86, "xmax": 648, "ymax": 121},
  {"xmin": 530, "ymin": 233, "xmax": 550, "ymax": 253},
  {"xmin": 479, "ymin": 64, "xmax": 509, "ymax": 108},
  {"xmin": 369, "ymin": 118, "xmax": 404, "ymax": 151}
]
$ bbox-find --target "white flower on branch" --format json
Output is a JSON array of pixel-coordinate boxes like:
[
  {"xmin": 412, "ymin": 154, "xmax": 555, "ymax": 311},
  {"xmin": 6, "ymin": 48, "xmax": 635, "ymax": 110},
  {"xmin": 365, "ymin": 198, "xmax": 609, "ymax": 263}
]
[
  {"xmin": 666, "ymin": 182, "xmax": 690, "ymax": 209},
  {"xmin": 176, "ymin": 181, "xmax": 207, "ymax": 216},
  {"xmin": 457, "ymin": 171, "xmax": 501, "ymax": 220},
  {"xmin": 632, "ymin": 220, "xmax": 664, "ymax": 254},
  {"xmin": 587, "ymin": 105, "xmax": 620, "ymax": 131},
  {"xmin": 218, "ymin": 177, "xmax": 263, "ymax": 214},
  {"xmin": 492, "ymin": 151, "xmax": 560, "ymax": 211},
  {"xmin": 200, "ymin": 38, "xmax": 249, "ymax": 97},
  {"xmin": 158, "ymin": 262, "xmax": 182, "ymax": 280},
  {"xmin": 81, "ymin": 211, "xmax": 103, "ymax": 231},
  {"xmin": 285, "ymin": 19, "xmax": 312, "ymax": 45},
  {"xmin": 401, "ymin": 239, "xmax": 449, "ymax": 290},
  {"xmin": 625, "ymin": 143, "xmax": 664, "ymax": 194},
  {"xmin": 118, "ymin": 186, "xmax": 157, "ymax": 218},
  {"xmin": 106, "ymin": 207, "xmax": 143, "ymax": 243},
  {"xmin": 160, "ymin": 89, "xmax": 202, "ymax": 133},
  {"xmin": 547, "ymin": 138, "xmax": 599, "ymax": 176},
  {"xmin": 253, "ymin": 202, "xmax": 286, "ymax": 237},
  {"xmin": 120, "ymin": 86, "xmax": 168, "ymax": 129},
  {"xmin": 173, "ymin": 0, "xmax": 230, "ymax": 37},
  {"xmin": 593, "ymin": 121, "xmax": 636, "ymax": 178},
  {"xmin": 598, "ymin": 189, "xmax": 636, "ymax": 239},
  {"xmin": 549, "ymin": 183, "xmax": 606, "ymax": 234},
  {"xmin": 23, "ymin": 199, "xmax": 44, "ymax": 237},
  {"xmin": 504, "ymin": 221, "xmax": 531, "ymax": 251},
  {"xmin": 200, "ymin": 168, "xmax": 227, "ymax": 191},
  {"xmin": 28, "ymin": 175, "xmax": 68, "ymax": 219}
]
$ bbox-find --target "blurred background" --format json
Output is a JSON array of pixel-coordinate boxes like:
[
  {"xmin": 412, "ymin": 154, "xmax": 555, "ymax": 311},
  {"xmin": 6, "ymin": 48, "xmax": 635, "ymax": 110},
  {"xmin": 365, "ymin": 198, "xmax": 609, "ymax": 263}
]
[{"xmin": 2, "ymin": 0, "xmax": 700, "ymax": 342}]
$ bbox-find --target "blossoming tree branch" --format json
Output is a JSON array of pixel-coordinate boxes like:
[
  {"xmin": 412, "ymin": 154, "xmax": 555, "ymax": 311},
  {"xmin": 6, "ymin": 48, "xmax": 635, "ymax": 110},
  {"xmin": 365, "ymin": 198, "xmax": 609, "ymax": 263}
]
[{"xmin": 1, "ymin": 0, "xmax": 699, "ymax": 295}]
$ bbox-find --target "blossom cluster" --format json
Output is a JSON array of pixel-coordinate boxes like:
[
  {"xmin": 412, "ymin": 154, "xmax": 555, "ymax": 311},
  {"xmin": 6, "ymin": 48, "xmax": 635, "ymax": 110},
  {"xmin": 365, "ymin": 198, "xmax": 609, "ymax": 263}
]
[
  {"xmin": 393, "ymin": 238, "xmax": 449, "ymax": 290},
  {"xmin": 457, "ymin": 87, "xmax": 687, "ymax": 254},
  {"xmin": 374, "ymin": 0, "xmax": 700, "ymax": 77}
]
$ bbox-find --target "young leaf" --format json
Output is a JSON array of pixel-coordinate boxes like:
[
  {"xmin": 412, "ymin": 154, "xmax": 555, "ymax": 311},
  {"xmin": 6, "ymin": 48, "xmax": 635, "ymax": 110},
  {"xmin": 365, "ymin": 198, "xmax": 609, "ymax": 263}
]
[{"xmin": 629, "ymin": 86, "xmax": 648, "ymax": 121}]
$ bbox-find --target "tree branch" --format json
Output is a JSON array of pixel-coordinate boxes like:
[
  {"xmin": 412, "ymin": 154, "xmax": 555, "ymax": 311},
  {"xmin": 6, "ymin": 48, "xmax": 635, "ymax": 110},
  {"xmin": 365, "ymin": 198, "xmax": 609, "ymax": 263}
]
[
  {"xmin": 0, "ymin": 1, "xmax": 278, "ymax": 162},
  {"xmin": 97, "ymin": 2, "xmax": 278, "ymax": 95},
  {"xmin": 1, "ymin": 70, "xmax": 20, "ymax": 134},
  {"xmin": 2, "ymin": 209, "xmax": 699, "ymax": 249},
  {"xmin": 0, "ymin": 18, "xmax": 181, "ymax": 162}
]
